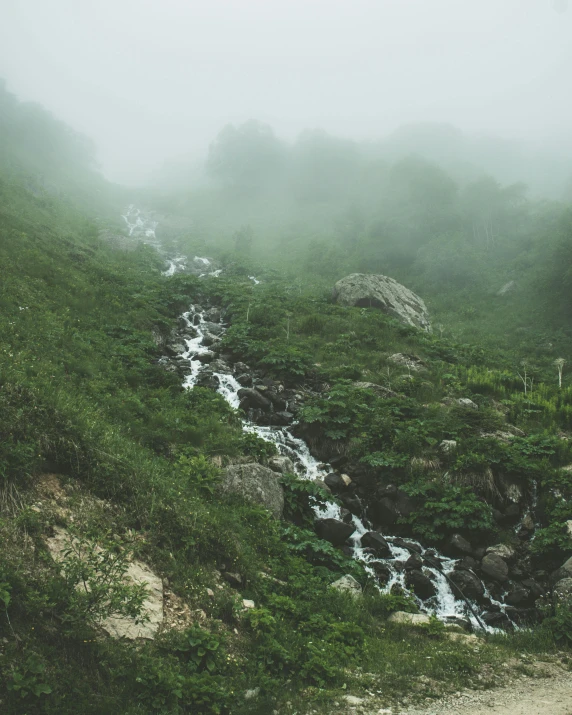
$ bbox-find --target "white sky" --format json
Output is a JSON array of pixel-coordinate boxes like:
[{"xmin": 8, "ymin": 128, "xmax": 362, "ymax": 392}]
[{"xmin": 1, "ymin": 0, "xmax": 571, "ymax": 183}]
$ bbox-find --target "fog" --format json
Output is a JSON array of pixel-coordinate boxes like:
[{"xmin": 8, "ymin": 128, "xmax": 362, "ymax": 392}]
[{"xmin": 1, "ymin": 0, "xmax": 571, "ymax": 184}]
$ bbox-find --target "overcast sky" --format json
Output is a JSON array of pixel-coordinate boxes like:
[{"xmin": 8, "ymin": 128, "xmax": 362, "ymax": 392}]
[{"xmin": 1, "ymin": 0, "xmax": 571, "ymax": 184}]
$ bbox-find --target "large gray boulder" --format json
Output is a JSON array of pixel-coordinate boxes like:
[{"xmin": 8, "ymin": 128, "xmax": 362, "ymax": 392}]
[
  {"xmin": 332, "ymin": 273, "xmax": 430, "ymax": 331},
  {"xmin": 221, "ymin": 464, "xmax": 284, "ymax": 518}
]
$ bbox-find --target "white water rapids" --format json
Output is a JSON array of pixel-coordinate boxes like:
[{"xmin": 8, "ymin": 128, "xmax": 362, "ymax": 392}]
[{"xmin": 123, "ymin": 205, "xmax": 511, "ymax": 631}]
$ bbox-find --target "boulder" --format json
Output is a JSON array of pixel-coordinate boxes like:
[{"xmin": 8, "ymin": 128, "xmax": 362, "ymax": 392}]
[
  {"xmin": 482, "ymin": 611, "xmax": 512, "ymax": 629},
  {"xmin": 486, "ymin": 544, "xmax": 516, "ymax": 562},
  {"xmin": 360, "ymin": 531, "xmax": 391, "ymax": 558},
  {"xmin": 330, "ymin": 574, "xmax": 362, "ymax": 597},
  {"xmin": 481, "ymin": 553, "xmax": 509, "ymax": 582},
  {"xmin": 404, "ymin": 553, "xmax": 423, "ymax": 570},
  {"xmin": 389, "ymin": 353, "xmax": 426, "ymax": 372},
  {"xmin": 195, "ymin": 351, "xmax": 216, "ymax": 364},
  {"xmin": 388, "ymin": 611, "xmax": 431, "ymax": 626},
  {"xmin": 449, "ymin": 569, "xmax": 485, "ymax": 601},
  {"xmin": 550, "ymin": 556, "xmax": 572, "ymax": 584},
  {"xmin": 315, "ymin": 518, "xmax": 355, "ymax": 546},
  {"xmin": 267, "ymin": 456, "xmax": 296, "ymax": 475},
  {"xmin": 237, "ymin": 388, "xmax": 271, "ymax": 410},
  {"xmin": 447, "ymin": 533, "xmax": 473, "ymax": 556},
  {"xmin": 332, "ymin": 273, "xmax": 430, "ymax": 331},
  {"xmin": 504, "ymin": 588, "xmax": 532, "ymax": 607},
  {"xmin": 221, "ymin": 464, "xmax": 284, "ymax": 518},
  {"xmin": 371, "ymin": 497, "xmax": 399, "ymax": 526},
  {"xmin": 324, "ymin": 473, "xmax": 347, "ymax": 492},
  {"xmin": 405, "ymin": 570, "xmax": 437, "ymax": 600},
  {"xmin": 553, "ymin": 578, "xmax": 572, "ymax": 604},
  {"xmin": 370, "ymin": 561, "xmax": 392, "ymax": 584}
]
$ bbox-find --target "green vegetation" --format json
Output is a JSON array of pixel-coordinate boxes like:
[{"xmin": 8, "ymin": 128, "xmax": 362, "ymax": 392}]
[{"xmin": 0, "ymin": 89, "xmax": 571, "ymax": 713}]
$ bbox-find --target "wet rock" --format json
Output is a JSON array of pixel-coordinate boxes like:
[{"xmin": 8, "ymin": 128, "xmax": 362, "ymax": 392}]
[
  {"xmin": 315, "ymin": 518, "xmax": 355, "ymax": 546},
  {"xmin": 457, "ymin": 556, "xmax": 479, "ymax": 571},
  {"xmin": 237, "ymin": 388, "xmax": 271, "ymax": 410},
  {"xmin": 203, "ymin": 322, "xmax": 224, "ymax": 336},
  {"xmin": 236, "ymin": 373, "xmax": 253, "ymax": 387},
  {"xmin": 329, "ymin": 455, "xmax": 348, "ymax": 469},
  {"xmin": 195, "ymin": 371, "xmax": 220, "ymax": 390},
  {"xmin": 268, "ymin": 411, "xmax": 293, "ymax": 426},
  {"xmin": 504, "ymin": 588, "xmax": 532, "ymax": 607},
  {"xmin": 404, "ymin": 553, "xmax": 423, "ymax": 570},
  {"xmin": 330, "ymin": 574, "xmax": 362, "ymax": 597},
  {"xmin": 340, "ymin": 493, "xmax": 362, "ymax": 515},
  {"xmin": 324, "ymin": 473, "xmax": 347, "ymax": 492},
  {"xmin": 443, "ymin": 616, "xmax": 471, "ymax": 632},
  {"xmin": 209, "ymin": 359, "xmax": 231, "ymax": 374},
  {"xmin": 482, "ymin": 611, "xmax": 511, "ymax": 629},
  {"xmin": 404, "ymin": 570, "xmax": 436, "ymax": 600},
  {"xmin": 449, "ymin": 568, "xmax": 485, "ymax": 601},
  {"xmin": 221, "ymin": 464, "xmax": 284, "ymax": 518},
  {"xmin": 339, "ymin": 508, "xmax": 354, "ymax": 524},
  {"xmin": 267, "ymin": 456, "xmax": 296, "ymax": 475},
  {"xmin": 392, "ymin": 538, "xmax": 423, "ymax": 554},
  {"xmin": 205, "ymin": 307, "xmax": 221, "ymax": 322},
  {"xmin": 165, "ymin": 340, "xmax": 187, "ymax": 356},
  {"xmin": 553, "ymin": 577, "xmax": 572, "ymax": 604},
  {"xmin": 233, "ymin": 362, "xmax": 250, "ymax": 374},
  {"xmin": 481, "ymin": 553, "xmax": 509, "ymax": 582},
  {"xmin": 195, "ymin": 351, "xmax": 216, "ymax": 364},
  {"xmin": 360, "ymin": 531, "xmax": 391, "ymax": 558},
  {"xmin": 371, "ymin": 562, "xmax": 392, "ymax": 584},
  {"xmin": 447, "ymin": 533, "xmax": 473, "ymax": 556},
  {"xmin": 201, "ymin": 333, "xmax": 219, "ymax": 347}
]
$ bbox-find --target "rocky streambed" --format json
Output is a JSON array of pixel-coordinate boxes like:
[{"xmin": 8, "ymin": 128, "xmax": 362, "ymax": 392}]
[{"xmin": 125, "ymin": 206, "xmax": 572, "ymax": 632}]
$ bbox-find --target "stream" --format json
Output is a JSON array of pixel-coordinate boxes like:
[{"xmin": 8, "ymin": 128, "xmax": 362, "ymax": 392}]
[{"xmin": 123, "ymin": 206, "xmax": 512, "ymax": 632}]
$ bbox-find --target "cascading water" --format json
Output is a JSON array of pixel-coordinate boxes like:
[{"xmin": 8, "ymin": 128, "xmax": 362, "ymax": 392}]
[
  {"xmin": 178, "ymin": 302, "xmax": 494, "ymax": 630},
  {"xmin": 125, "ymin": 206, "xmax": 511, "ymax": 632}
]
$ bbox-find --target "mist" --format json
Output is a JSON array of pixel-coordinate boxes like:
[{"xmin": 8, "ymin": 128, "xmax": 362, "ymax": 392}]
[{"xmin": 1, "ymin": 0, "xmax": 572, "ymax": 185}]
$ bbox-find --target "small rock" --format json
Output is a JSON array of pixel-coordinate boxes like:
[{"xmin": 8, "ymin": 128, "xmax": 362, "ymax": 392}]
[
  {"xmin": 448, "ymin": 533, "xmax": 473, "ymax": 556},
  {"xmin": 330, "ymin": 574, "xmax": 362, "ymax": 597},
  {"xmin": 206, "ymin": 588, "xmax": 214, "ymax": 597},
  {"xmin": 344, "ymin": 695, "xmax": 365, "ymax": 705},
  {"xmin": 440, "ymin": 439, "xmax": 457, "ymax": 453},
  {"xmin": 388, "ymin": 611, "xmax": 431, "ymax": 626},
  {"xmin": 242, "ymin": 599, "xmax": 255, "ymax": 609},
  {"xmin": 244, "ymin": 688, "xmax": 259, "ymax": 700},
  {"xmin": 457, "ymin": 398, "xmax": 478, "ymax": 410}
]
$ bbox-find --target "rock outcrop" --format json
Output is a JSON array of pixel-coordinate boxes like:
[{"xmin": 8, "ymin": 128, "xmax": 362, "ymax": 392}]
[
  {"xmin": 221, "ymin": 463, "xmax": 284, "ymax": 518},
  {"xmin": 332, "ymin": 273, "xmax": 430, "ymax": 330}
]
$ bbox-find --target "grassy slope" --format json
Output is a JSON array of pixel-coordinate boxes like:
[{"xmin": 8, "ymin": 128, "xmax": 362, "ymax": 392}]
[{"xmin": 0, "ymin": 176, "xmax": 570, "ymax": 714}]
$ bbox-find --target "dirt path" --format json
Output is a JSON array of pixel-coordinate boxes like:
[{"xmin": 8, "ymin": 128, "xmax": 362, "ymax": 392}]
[{"xmin": 400, "ymin": 662, "xmax": 572, "ymax": 715}]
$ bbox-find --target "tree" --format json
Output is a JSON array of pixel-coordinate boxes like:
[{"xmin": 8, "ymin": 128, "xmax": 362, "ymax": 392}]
[{"xmin": 206, "ymin": 120, "xmax": 286, "ymax": 193}]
